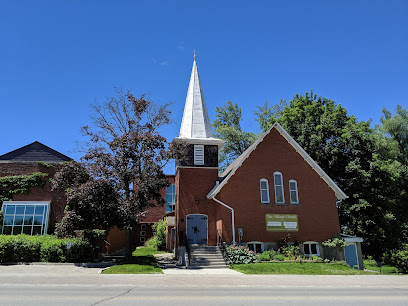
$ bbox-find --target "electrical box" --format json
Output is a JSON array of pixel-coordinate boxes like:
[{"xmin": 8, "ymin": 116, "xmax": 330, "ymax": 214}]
[{"xmin": 238, "ymin": 228, "xmax": 243, "ymax": 237}]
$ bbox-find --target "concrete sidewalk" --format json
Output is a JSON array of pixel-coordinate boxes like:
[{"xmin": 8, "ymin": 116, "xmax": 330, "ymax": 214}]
[{"xmin": 0, "ymin": 263, "xmax": 407, "ymax": 289}]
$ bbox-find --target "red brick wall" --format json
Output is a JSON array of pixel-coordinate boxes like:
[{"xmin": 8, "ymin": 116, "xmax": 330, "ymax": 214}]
[
  {"xmin": 0, "ymin": 162, "xmax": 67, "ymax": 233},
  {"xmin": 175, "ymin": 167, "xmax": 219, "ymax": 246},
  {"xmin": 215, "ymin": 128, "xmax": 340, "ymax": 244},
  {"xmin": 106, "ymin": 175, "xmax": 175, "ymax": 253}
]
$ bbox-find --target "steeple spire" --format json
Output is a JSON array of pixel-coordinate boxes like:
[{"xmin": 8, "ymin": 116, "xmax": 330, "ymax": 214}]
[{"xmin": 179, "ymin": 54, "xmax": 213, "ymax": 139}]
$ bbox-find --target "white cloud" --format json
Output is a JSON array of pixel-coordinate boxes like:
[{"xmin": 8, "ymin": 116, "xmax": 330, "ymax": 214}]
[{"xmin": 177, "ymin": 41, "xmax": 185, "ymax": 51}]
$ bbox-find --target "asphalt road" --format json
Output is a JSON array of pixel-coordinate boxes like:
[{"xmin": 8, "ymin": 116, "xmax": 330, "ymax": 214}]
[
  {"xmin": 0, "ymin": 264, "xmax": 406, "ymax": 305},
  {"xmin": 0, "ymin": 285, "xmax": 407, "ymax": 305}
]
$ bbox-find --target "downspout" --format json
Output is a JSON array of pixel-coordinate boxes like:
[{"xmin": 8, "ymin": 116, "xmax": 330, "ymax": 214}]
[
  {"xmin": 212, "ymin": 197, "xmax": 236, "ymax": 244},
  {"xmin": 336, "ymin": 198, "xmax": 344, "ymax": 232}
]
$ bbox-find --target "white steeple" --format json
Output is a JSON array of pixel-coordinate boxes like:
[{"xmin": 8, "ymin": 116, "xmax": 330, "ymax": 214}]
[{"xmin": 179, "ymin": 54, "xmax": 213, "ymax": 139}]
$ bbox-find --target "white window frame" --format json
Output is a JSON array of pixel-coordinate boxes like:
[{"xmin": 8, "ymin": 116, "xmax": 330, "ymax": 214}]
[
  {"xmin": 140, "ymin": 231, "xmax": 146, "ymax": 237},
  {"xmin": 1, "ymin": 201, "xmax": 50, "ymax": 236},
  {"xmin": 303, "ymin": 241, "xmax": 320, "ymax": 257},
  {"xmin": 247, "ymin": 241, "xmax": 264, "ymax": 253},
  {"xmin": 289, "ymin": 179, "xmax": 299, "ymax": 204},
  {"xmin": 274, "ymin": 172, "xmax": 285, "ymax": 204},
  {"xmin": 194, "ymin": 145, "xmax": 205, "ymax": 165},
  {"xmin": 141, "ymin": 224, "xmax": 146, "ymax": 230},
  {"xmin": 140, "ymin": 237, "xmax": 145, "ymax": 243},
  {"xmin": 260, "ymin": 179, "xmax": 270, "ymax": 203}
]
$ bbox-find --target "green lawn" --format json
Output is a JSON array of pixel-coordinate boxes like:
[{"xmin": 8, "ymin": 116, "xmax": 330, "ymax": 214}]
[
  {"xmin": 363, "ymin": 259, "xmax": 398, "ymax": 274},
  {"xmin": 101, "ymin": 246, "xmax": 164, "ymax": 274},
  {"xmin": 231, "ymin": 262, "xmax": 376, "ymax": 275}
]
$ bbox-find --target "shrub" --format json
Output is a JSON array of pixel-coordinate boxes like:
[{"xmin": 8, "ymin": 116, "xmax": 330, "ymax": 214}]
[
  {"xmin": 257, "ymin": 250, "xmax": 277, "ymax": 262},
  {"xmin": 144, "ymin": 236, "xmax": 158, "ymax": 250},
  {"xmin": 322, "ymin": 235, "xmax": 346, "ymax": 248},
  {"xmin": 274, "ymin": 254, "xmax": 285, "ymax": 261},
  {"xmin": 0, "ymin": 235, "xmax": 93, "ymax": 263},
  {"xmin": 83, "ymin": 229, "xmax": 106, "ymax": 245},
  {"xmin": 390, "ymin": 244, "xmax": 408, "ymax": 274},
  {"xmin": 256, "ymin": 253, "xmax": 270, "ymax": 262},
  {"xmin": 226, "ymin": 244, "xmax": 257, "ymax": 264},
  {"xmin": 281, "ymin": 245, "xmax": 301, "ymax": 260},
  {"xmin": 308, "ymin": 255, "xmax": 323, "ymax": 261},
  {"xmin": 40, "ymin": 238, "xmax": 66, "ymax": 262},
  {"xmin": 66, "ymin": 239, "xmax": 93, "ymax": 263},
  {"xmin": 12, "ymin": 235, "xmax": 42, "ymax": 262},
  {"xmin": 147, "ymin": 219, "xmax": 167, "ymax": 251},
  {"xmin": 277, "ymin": 234, "xmax": 291, "ymax": 250},
  {"xmin": 0, "ymin": 235, "xmax": 14, "ymax": 262}
]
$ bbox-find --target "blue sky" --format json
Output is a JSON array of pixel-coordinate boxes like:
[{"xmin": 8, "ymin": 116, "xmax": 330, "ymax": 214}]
[{"xmin": 1, "ymin": 1, "xmax": 407, "ymax": 174}]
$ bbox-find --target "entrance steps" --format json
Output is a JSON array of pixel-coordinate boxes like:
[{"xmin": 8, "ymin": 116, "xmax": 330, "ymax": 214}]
[{"xmin": 188, "ymin": 245, "xmax": 228, "ymax": 269}]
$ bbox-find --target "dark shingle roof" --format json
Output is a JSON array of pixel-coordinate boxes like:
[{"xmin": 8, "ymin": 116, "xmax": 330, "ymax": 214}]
[{"xmin": 0, "ymin": 141, "xmax": 72, "ymax": 163}]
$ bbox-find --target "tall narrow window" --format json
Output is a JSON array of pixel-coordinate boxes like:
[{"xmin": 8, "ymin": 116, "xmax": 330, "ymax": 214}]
[
  {"xmin": 165, "ymin": 184, "xmax": 176, "ymax": 212},
  {"xmin": 260, "ymin": 179, "xmax": 270, "ymax": 203},
  {"xmin": 289, "ymin": 180, "xmax": 299, "ymax": 204},
  {"xmin": 274, "ymin": 172, "xmax": 285, "ymax": 204},
  {"xmin": 194, "ymin": 145, "xmax": 204, "ymax": 165}
]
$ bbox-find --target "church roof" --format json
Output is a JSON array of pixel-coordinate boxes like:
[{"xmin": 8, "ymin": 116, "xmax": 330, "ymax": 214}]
[
  {"xmin": 178, "ymin": 56, "xmax": 213, "ymax": 139},
  {"xmin": 0, "ymin": 141, "xmax": 73, "ymax": 163},
  {"xmin": 207, "ymin": 122, "xmax": 348, "ymax": 200}
]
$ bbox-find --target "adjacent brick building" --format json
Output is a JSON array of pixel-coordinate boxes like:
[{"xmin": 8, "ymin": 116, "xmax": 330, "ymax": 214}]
[{"xmin": 0, "ymin": 141, "xmax": 72, "ymax": 235}]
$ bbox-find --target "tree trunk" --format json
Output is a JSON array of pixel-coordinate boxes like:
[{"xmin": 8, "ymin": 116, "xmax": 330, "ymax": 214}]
[{"xmin": 125, "ymin": 228, "xmax": 133, "ymax": 261}]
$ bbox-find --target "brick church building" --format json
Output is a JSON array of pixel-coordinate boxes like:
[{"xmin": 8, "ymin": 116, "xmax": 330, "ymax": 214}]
[{"xmin": 169, "ymin": 56, "xmax": 363, "ymax": 268}]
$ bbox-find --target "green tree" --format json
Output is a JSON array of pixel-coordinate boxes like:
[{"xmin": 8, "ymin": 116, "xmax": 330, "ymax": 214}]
[
  {"xmin": 254, "ymin": 91, "xmax": 408, "ymax": 258},
  {"xmin": 254, "ymin": 99, "xmax": 287, "ymax": 133},
  {"xmin": 212, "ymin": 101, "xmax": 257, "ymax": 171},
  {"xmin": 376, "ymin": 105, "xmax": 408, "ymax": 165},
  {"xmin": 371, "ymin": 105, "xmax": 408, "ymax": 258},
  {"xmin": 54, "ymin": 89, "xmax": 177, "ymax": 260}
]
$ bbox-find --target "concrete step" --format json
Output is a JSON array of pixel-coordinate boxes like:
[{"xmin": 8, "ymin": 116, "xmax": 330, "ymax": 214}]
[
  {"xmin": 101, "ymin": 255, "xmax": 124, "ymax": 262},
  {"xmin": 190, "ymin": 257, "xmax": 225, "ymax": 262},
  {"xmin": 190, "ymin": 252, "xmax": 223, "ymax": 256},
  {"xmin": 190, "ymin": 261, "xmax": 226, "ymax": 265},
  {"xmin": 188, "ymin": 263, "xmax": 229, "ymax": 269},
  {"xmin": 187, "ymin": 245, "xmax": 227, "ymax": 269},
  {"xmin": 191, "ymin": 255, "xmax": 224, "ymax": 260},
  {"xmin": 190, "ymin": 246, "xmax": 219, "ymax": 250}
]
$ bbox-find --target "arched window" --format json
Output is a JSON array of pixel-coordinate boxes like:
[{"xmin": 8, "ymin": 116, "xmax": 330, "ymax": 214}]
[
  {"xmin": 260, "ymin": 179, "xmax": 270, "ymax": 203},
  {"xmin": 289, "ymin": 180, "xmax": 299, "ymax": 204},
  {"xmin": 274, "ymin": 172, "xmax": 285, "ymax": 204}
]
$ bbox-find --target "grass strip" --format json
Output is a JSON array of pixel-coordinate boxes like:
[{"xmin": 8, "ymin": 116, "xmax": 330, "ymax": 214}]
[
  {"xmin": 363, "ymin": 260, "xmax": 398, "ymax": 274},
  {"xmin": 231, "ymin": 262, "xmax": 377, "ymax": 275},
  {"xmin": 102, "ymin": 246, "xmax": 164, "ymax": 274}
]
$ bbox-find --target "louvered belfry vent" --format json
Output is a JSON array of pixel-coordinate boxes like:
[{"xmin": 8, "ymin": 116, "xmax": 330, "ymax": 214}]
[{"xmin": 194, "ymin": 145, "xmax": 204, "ymax": 165}]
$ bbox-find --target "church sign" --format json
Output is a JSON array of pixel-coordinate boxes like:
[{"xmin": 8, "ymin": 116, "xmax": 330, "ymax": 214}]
[{"xmin": 265, "ymin": 214, "xmax": 298, "ymax": 232}]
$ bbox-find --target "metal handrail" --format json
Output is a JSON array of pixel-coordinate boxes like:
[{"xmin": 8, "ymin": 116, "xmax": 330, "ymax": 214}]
[
  {"xmin": 184, "ymin": 234, "xmax": 191, "ymax": 266},
  {"xmin": 217, "ymin": 229, "xmax": 228, "ymax": 262}
]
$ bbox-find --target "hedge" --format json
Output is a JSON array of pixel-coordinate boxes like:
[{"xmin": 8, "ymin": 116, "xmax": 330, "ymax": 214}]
[
  {"xmin": 389, "ymin": 244, "xmax": 408, "ymax": 274},
  {"xmin": 0, "ymin": 234, "xmax": 93, "ymax": 263}
]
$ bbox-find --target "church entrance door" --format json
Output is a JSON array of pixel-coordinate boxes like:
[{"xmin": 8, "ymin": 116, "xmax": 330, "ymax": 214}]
[{"xmin": 186, "ymin": 214, "xmax": 208, "ymax": 245}]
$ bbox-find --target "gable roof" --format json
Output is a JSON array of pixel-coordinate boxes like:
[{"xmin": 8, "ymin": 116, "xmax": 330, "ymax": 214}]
[
  {"xmin": 0, "ymin": 141, "xmax": 72, "ymax": 163},
  {"xmin": 207, "ymin": 122, "xmax": 348, "ymax": 200}
]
